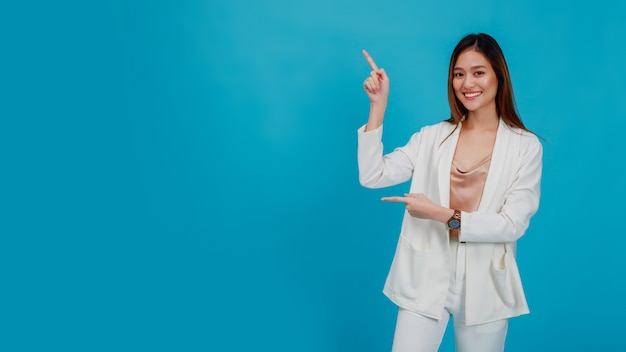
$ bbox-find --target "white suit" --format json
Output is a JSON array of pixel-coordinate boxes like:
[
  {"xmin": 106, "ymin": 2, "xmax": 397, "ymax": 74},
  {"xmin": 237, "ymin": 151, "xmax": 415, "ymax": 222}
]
[{"xmin": 357, "ymin": 119, "xmax": 542, "ymax": 325}]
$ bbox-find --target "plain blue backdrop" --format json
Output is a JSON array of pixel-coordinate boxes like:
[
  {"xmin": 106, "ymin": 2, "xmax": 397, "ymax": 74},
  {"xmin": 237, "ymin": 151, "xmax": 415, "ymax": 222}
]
[{"xmin": 2, "ymin": 0, "xmax": 625, "ymax": 351}]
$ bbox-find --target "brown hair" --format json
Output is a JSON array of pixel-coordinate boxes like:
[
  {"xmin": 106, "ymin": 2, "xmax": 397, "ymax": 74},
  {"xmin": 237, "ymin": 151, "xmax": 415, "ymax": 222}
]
[{"xmin": 446, "ymin": 33, "xmax": 530, "ymax": 132}]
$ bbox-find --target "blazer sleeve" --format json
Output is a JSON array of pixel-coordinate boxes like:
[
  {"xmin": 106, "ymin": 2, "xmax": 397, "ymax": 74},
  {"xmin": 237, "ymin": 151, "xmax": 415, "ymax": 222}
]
[
  {"xmin": 357, "ymin": 124, "xmax": 420, "ymax": 189},
  {"xmin": 459, "ymin": 134, "xmax": 543, "ymax": 243}
]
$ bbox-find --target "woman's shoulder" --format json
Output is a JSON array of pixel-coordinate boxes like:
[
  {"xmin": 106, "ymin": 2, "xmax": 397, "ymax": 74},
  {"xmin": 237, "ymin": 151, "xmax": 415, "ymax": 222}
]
[
  {"xmin": 402, "ymin": 120, "xmax": 456, "ymax": 147},
  {"xmin": 504, "ymin": 124, "xmax": 543, "ymax": 153},
  {"xmin": 416, "ymin": 119, "xmax": 456, "ymax": 136},
  {"xmin": 507, "ymin": 125, "xmax": 540, "ymax": 141}
]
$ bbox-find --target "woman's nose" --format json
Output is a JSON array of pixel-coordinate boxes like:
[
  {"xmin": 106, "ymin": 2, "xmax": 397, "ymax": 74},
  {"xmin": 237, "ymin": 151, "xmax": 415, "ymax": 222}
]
[{"xmin": 463, "ymin": 76, "xmax": 475, "ymax": 88}]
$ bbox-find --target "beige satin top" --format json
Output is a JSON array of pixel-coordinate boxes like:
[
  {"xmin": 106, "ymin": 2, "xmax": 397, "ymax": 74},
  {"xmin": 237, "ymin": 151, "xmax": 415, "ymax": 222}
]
[{"xmin": 449, "ymin": 154, "xmax": 491, "ymax": 240}]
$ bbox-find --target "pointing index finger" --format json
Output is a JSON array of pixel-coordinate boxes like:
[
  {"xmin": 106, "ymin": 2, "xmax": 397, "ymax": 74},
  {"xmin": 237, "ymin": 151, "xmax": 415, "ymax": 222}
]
[
  {"xmin": 362, "ymin": 49, "xmax": 379, "ymax": 71},
  {"xmin": 381, "ymin": 196, "xmax": 407, "ymax": 203}
]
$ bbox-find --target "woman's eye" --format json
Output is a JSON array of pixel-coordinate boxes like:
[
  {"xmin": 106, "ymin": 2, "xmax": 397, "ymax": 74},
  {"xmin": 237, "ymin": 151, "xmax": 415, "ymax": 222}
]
[
  {"xmin": 474, "ymin": 71, "xmax": 484, "ymax": 76},
  {"xmin": 454, "ymin": 73, "xmax": 463, "ymax": 77}
]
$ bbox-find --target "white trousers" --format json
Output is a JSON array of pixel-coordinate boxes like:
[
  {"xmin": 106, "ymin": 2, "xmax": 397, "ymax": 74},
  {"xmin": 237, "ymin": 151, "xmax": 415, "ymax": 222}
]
[{"xmin": 391, "ymin": 240, "xmax": 508, "ymax": 352}]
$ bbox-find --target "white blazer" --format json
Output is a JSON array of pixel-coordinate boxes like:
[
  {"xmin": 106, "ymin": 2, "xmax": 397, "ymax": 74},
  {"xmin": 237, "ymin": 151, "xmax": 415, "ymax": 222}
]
[{"xmin": 357, "ymin": 119, "xmax": 542, "ymax": 325}]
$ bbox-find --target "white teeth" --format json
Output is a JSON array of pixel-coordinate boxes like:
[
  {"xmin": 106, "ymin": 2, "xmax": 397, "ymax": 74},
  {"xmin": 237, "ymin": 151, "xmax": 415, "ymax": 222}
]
[{"xmin": 464, "ymin": 92, "xmax": 481, "ymax": 98}]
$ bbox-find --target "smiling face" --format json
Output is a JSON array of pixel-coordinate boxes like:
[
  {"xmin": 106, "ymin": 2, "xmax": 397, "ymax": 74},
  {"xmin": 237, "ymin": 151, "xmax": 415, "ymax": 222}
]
[{"xmin": 452, "ymin": 49, "xmax": 499, "ymax": 118}]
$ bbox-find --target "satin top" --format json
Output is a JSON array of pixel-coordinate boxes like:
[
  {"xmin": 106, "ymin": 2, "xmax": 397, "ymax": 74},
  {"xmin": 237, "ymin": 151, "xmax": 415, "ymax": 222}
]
[{"xmin": 449, "ymin": 154, "xmax": 492, "ymax": 240}]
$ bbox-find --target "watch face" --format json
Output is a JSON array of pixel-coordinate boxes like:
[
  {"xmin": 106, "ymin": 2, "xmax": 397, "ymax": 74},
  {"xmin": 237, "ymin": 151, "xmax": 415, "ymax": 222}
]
[{"xmin": 448, "ymin": 219, "xmax": 460, "ymax": 229}]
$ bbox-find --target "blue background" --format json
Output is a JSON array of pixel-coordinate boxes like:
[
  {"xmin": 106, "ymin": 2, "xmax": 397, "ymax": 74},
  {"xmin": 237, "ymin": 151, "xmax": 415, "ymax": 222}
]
[{"xmin": 2, "ymin": 0, "xmax": 625, "ymax": 350}]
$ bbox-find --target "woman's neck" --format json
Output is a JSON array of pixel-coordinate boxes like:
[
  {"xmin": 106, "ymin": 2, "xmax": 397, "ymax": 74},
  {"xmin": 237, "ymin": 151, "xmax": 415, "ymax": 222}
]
[{"xmin": 464, "ymin": 110, "xmax": 499, "ymax": 131}]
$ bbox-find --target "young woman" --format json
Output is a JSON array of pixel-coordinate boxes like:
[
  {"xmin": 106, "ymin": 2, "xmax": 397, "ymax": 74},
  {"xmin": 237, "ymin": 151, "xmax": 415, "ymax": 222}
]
[{"xmin": 357, "ymin": 33, "xmax": 542, "ymax": 351}]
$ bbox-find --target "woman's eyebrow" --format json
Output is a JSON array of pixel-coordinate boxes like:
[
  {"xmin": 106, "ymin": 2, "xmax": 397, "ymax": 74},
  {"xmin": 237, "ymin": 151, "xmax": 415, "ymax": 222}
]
[{"xmin": 454, "ymin": 65, "xmax": 488, "ymax": 70}]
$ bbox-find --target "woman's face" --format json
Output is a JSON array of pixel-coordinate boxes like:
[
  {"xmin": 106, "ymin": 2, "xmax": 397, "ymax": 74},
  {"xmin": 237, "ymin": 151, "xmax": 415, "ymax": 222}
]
[{"xmin": 452, "ymin": 49, "xmax": 498, "ymax": 116}]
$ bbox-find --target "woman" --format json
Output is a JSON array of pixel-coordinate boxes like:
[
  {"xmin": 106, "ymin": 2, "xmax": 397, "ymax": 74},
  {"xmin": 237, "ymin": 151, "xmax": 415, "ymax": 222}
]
[{"xmin": 357, "ymin": 33, "xmax": 542, "ymax": 351}]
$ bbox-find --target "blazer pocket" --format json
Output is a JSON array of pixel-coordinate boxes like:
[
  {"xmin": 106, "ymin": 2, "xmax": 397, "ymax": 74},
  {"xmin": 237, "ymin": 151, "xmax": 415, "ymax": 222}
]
[
  {"xmin": 490, "ymin": 249, "xmax": 516, "ymax": 307},
  {"xmin": 385, "ymin": 236, "xmax": 430, "ymax": 300}
]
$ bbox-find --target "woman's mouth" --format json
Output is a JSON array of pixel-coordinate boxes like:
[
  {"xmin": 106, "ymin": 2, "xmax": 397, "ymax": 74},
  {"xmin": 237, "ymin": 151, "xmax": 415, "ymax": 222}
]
[{"xmin": 464, "ymin": 91, "xmax": 482, "ymax": 98}]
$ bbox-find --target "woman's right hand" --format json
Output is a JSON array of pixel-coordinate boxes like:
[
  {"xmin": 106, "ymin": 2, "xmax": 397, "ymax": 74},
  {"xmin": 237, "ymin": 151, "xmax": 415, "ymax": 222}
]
[{"xmin": 362, "ymin": 49, "xmax": 390, "ymax": 105}]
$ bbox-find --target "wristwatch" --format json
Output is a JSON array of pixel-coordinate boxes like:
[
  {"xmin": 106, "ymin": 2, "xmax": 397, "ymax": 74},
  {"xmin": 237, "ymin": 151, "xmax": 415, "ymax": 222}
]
[{"xmin": 447, "ymin": 210, "xmax": 461, "ymax": 230}]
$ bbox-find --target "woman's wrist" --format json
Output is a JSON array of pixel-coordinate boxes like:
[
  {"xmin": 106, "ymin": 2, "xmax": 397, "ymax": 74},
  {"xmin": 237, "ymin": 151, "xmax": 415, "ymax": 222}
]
[
  {"xmin": 436, "ymin": 207, "xmax": 456, "ymax": 223},
  {"xmin": 365, "ymin": 102, "xmax": 387, "ymax": 131}
]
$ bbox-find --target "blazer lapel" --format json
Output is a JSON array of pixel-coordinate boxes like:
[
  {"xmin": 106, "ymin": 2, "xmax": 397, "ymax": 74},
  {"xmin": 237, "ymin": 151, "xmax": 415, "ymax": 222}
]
[
  {"xmin": 478, "ymin": 119, "xmax": 511, "ymax": 212},
  {"xmin": 437, "ymin": 123, "xmax": 461, "ymax": 207}
]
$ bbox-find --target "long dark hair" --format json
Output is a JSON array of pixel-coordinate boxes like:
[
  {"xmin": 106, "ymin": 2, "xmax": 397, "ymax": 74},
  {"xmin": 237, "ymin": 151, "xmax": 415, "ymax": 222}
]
[{"xmin": 446, "ymin": 33, "xmax": 530, "ymax": 132}]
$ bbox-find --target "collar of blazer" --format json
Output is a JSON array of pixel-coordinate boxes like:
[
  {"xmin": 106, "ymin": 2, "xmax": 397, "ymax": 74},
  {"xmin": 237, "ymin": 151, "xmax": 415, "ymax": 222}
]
[{"xmin": 436, "ymin": 119, "xmax": 513, "ymax": 210}]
